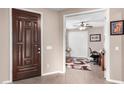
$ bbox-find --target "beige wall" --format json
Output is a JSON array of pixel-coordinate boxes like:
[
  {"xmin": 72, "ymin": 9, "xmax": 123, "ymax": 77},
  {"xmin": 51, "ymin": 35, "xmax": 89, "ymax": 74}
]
[
  {"xmin": 0, "ymin": 9, "xmax": 10, "ymax": 83},
  {"xmin": 122, "ymin": 36, "xmax": 124, "ymax": 81},
  {"xmin": 88, "ymin": 27, "xmax": 104, "ymax": 52},
  {"xmin": 29, "ymin": 9, "xmax": 60, "ymax": 74},
  {"xmin": 109, "ymin": 8, "xmax": 124, "ymax": 81}
]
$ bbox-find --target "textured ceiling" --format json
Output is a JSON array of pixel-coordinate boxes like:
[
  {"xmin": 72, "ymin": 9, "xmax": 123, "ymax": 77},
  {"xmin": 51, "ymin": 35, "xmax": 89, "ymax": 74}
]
[{"xmin": 66, "ymin": 11, "xmax": 106, "ymax": 30}]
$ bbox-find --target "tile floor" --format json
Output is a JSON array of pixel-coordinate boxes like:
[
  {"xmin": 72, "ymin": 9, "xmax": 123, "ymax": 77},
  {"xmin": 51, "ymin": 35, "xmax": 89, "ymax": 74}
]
[{"xmin": 13, "ymin": 65, "xmax": 112, "ymax": 84}]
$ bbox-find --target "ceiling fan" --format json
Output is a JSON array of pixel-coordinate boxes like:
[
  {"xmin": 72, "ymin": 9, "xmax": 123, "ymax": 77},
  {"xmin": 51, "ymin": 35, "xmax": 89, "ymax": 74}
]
[{"xmin": 73, "ymin": 21, "xmax": 93, "ymax": 30}]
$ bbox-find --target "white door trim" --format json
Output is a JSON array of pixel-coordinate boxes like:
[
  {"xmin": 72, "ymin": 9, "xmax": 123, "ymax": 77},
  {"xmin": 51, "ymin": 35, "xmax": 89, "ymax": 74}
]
[
  {"xmin": 63, "ymin": 8, "xmax": 110, "ymax": 79},
  {"xmin": 104, "ymin": 9, "xmax": 110, "ymax": 79},
  {"xmin": 9, "ymin": 8, "xmax": 44, "ymax": 83},
  {"xmin": 106, "ymin": 79, "xmax": 124, "ymax": 84}
]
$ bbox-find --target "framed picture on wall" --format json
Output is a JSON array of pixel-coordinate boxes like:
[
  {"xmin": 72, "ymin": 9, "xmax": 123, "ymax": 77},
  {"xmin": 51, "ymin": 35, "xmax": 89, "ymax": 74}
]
[
  {"xmin": 90, "ymin": 34, "xmax": 101, "ymax": 42},
  {"xmin": 110, "ymin": 20, "xmax": 124, "ymax": 35}
]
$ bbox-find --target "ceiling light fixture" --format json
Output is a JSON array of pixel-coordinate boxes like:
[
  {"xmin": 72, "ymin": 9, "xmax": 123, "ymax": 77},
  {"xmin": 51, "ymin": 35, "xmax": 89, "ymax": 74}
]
[{"xmin": 79, "ymin": 26, "xmax": 87, "ymax": 30}]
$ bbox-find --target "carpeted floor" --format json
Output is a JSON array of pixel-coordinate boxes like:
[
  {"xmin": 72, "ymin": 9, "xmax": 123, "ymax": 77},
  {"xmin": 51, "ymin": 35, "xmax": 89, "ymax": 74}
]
[{"xmin": 66, "ymin": 57, "xmax": 92, "ymax": 71}]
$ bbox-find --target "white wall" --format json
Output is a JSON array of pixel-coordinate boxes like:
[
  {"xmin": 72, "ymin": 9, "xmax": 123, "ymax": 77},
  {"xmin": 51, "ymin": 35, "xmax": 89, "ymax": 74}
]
[{"xmin": 67, "ymin": 31, "xmax": 88, "ymax": 57}]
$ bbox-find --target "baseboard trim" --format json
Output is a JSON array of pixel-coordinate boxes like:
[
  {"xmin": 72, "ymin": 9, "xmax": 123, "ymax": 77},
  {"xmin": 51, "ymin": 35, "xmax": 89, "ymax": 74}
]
[
  {"xmin": 58, "ymin": 71, "xmax": 65, "ymax": 74},
  {"xmin": 2, "ymin": 80, "xmax": 12, "ymax": 84},
  {"xmin": 107, "ymin": 79, "xmax": 124, "ymax": 84},
  {"xmin": 42, "ymin": 71, "xmax": 65, "ymax": 76}
]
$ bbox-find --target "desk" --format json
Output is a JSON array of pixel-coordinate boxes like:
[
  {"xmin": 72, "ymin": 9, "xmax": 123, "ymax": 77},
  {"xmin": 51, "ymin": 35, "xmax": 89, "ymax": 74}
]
[{"xmin": 90, "ymin": 53, "xmax": 100, "ymax": 65}]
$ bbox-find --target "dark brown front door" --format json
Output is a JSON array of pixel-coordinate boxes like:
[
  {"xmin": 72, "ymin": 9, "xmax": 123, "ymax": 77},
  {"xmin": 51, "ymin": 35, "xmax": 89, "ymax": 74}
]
[{"xmin": 12, "ymin": 9, "xmax": 41, "ymax": 81}]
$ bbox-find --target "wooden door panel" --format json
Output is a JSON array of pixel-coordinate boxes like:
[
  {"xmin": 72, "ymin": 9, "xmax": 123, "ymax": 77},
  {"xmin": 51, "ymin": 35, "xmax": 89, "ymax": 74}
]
[
  {"xmin": 17, "ymin": 45, "xmax": 23, "ymax": 66},
  {"xmin": 13, "ymin": 9, "xmax": 41, "ymax": 81},
  {"xmin": 33, "ymin": 22, "xmax": 38, "ymax": 42},
  {"xmin": 17, "ymin": 20, "xmax": 23, "ymax": 42},
  {"xmin": 24, "ymin": 28, "xmax": 32, "ymax": 59}
]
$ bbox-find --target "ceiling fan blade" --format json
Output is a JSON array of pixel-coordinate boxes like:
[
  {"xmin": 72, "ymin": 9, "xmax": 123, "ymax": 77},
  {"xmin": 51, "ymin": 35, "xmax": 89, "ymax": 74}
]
[
  {"xmin": 73, "ymin": 24, "xmax": 81, "ymax": 27},
  {"xmin": 86, "ymin": 26, "xmax": 93, "ymax": 28},
  {"xmin": 72, "ymin": 21, "xmax": 93, "ymax": 29}
]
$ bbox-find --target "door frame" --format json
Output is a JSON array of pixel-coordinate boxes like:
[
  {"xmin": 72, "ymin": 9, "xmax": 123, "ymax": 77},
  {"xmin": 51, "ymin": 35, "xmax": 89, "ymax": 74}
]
[
  {"xmin": 9, "ymin": 8, "xmax": 43, "ymax": 82},
  {"xmin": 63, "ymin": 8, "xmax": 110, "ymax": 79}
]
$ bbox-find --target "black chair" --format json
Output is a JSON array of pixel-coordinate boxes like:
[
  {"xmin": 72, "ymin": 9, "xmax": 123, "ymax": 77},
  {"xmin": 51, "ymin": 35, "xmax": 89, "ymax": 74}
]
[{"xmin": 89, "ymin": 48, "xmax": 100, "ymax": 65}]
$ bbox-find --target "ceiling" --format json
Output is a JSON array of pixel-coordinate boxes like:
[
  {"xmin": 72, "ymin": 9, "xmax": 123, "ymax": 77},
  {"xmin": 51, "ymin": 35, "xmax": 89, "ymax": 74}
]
[
  {"xmin": 66, "ymin": 11, "xmax": 106, "ymax": 30},
  {"xmin": 48, "ymin": 8, "xmax": 66, "ymax": 11}
]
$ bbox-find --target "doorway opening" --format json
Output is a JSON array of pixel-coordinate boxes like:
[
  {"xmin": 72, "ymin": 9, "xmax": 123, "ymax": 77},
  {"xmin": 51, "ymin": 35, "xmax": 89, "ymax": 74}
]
[{"xmin": 63, "ymin": 9, "xmax": 110, "ymax": 81}]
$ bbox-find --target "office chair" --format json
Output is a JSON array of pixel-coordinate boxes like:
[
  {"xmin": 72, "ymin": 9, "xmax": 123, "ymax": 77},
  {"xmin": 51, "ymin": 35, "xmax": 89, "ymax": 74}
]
[{"xmin": 89, "ymin": 47, "xmax": 100, "ymax": 65}]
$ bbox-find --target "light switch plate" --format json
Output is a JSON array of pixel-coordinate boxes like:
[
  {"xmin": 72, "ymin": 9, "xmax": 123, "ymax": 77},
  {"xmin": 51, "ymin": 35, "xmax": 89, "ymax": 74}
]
[
  {"xmin": 115, "ymin": 46, "xmax": 119, "ymax": 51},
  {"xmin": 46, "ymin": 46, "xmax": 53, "ymax": 50}
]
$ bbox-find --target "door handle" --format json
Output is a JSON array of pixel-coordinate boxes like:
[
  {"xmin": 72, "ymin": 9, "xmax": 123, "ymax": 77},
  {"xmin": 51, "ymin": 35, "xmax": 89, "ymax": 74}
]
[
  {"xmin": 38, "ymin": 48, "xmax": 40, "ymax": 50},
  {"xmin": 37, "ymin": 51, "xmax": 40, "ymax": 54}
]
